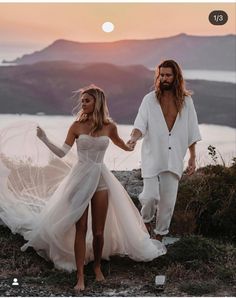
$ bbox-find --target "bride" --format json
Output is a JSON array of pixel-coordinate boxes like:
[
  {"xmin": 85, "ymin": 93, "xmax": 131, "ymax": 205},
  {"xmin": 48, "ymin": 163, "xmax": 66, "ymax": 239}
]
[{"xmin": 0, "ymin": 85, "xmax": 166, "ymax": 291}]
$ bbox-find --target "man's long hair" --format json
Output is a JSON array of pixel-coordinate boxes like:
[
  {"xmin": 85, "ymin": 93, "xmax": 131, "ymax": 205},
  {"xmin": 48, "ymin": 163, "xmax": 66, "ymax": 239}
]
[
  {"xmin": 154, "ymin": 60, "xmax": 192, "ymax": 112},
  {"xmin": 72, "ymin": 85, "xmax": 113, "ymax": 134}
]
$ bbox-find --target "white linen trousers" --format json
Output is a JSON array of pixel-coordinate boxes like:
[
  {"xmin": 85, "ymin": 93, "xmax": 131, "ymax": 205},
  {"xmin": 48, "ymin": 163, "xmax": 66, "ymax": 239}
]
[{"xmin": 139, "ymin": 171, "xmax": 179, "ymax": 236}]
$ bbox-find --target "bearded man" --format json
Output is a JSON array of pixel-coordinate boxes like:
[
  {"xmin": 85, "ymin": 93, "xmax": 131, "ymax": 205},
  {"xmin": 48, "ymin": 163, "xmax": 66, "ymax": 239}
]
[{"xmin": 128, "ymin": 60, "xmax": 201, "ymax": 241}]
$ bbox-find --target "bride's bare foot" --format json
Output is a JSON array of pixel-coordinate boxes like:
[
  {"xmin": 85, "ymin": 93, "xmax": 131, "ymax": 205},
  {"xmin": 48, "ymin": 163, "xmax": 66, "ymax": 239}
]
[
  {"xmin": 73, "ymin": 276, "xmax": 85, "ymax": 292},
  {"xmin": 94, "ymin": 265, "xmax": 105, "ymax": 282}
]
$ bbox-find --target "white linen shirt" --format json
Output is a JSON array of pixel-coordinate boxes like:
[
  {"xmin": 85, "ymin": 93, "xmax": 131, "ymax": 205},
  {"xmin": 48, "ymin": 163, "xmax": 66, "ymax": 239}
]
[{"xmin": 133, "ymin": 91, "xmax": 202, "ymax": 179}]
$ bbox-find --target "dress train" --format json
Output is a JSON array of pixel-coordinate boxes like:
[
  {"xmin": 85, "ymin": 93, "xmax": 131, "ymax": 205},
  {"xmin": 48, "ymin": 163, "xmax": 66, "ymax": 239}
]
[{"xmin": 0, "ymin": 121, "xmax": 166, "ymax": 272}]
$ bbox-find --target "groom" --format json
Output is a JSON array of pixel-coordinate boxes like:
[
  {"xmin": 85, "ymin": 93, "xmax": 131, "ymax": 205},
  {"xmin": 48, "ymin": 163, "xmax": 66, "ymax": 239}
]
[{"xmin": 127, "ymin": 59, "xmax": 201, "ymax": 241}]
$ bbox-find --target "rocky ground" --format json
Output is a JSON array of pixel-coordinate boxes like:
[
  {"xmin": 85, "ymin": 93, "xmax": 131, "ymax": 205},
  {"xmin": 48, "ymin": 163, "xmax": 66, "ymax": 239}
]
[
  {"xmin": 0, "ymin": 225, "xmax": 235, "ymax": 297},
  {"xmin": 0, "ymin": 169, "xmax": 235, "ymax": 296}
]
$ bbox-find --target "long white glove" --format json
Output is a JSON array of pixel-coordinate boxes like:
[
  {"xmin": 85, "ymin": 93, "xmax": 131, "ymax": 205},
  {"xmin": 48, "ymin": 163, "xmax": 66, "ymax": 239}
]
[{"xmin": 37, "ymin": 126, "xmax": 71, "ymax": 158}]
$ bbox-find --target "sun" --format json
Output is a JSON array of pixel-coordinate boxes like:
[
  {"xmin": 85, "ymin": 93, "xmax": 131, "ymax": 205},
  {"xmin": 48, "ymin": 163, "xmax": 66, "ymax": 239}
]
[{"xmin": 102, "ymin": 22, "xmax": 114, "ymax": 33}]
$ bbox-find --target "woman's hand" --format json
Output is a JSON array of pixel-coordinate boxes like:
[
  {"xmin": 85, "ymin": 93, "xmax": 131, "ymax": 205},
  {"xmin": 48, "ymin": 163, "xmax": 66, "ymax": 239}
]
[
  {"xmin": 37, "ymin": 126, "xmax": 47, "ymax": 141},
  {"xmin": 125, "ymin": 143, "xmax": 134, "ymax": 151},
  {"xmin": 126, "ymin": 139, "xmax": 137, "ymax": 150}
]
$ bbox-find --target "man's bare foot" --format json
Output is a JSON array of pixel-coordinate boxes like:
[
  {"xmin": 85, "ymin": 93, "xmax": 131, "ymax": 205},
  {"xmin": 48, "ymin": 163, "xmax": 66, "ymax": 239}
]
[
  {"xmin": 155, "ymin": 234, "xmax": 163, "ymax": 242},
  {"xmin": 73, "ymin": 277, "xmax": 85, "ymax": 292},
  {"xmin": 145, "ymin": 222, "xmax": 152, "ymax": 235},
  {"xmin": 94, "ymin": 266, "xmax": 105, "ymax": 282}
]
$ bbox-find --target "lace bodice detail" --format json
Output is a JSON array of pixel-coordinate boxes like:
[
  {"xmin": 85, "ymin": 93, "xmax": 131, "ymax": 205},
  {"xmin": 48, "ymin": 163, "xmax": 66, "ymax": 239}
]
[{"xmin": 76, "ymin": 134, "xmax": 109, "ymax": 163}]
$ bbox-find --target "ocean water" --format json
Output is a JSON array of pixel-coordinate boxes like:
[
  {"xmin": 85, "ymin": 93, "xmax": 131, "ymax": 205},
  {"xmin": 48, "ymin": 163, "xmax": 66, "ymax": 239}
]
[
  {"xmin": 0, "ymin": 114, "xmax": 235, "ymax": 170},
  {"xmin": 183, "ymin": 69, "xmax": 236, "ymax": 84}
]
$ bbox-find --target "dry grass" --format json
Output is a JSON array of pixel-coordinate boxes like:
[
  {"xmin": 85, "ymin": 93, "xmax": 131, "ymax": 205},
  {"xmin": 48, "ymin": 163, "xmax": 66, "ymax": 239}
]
[
  {"xmin": 1, "ymin": 225, "xmax": 235, "ymax": 296},
  {"xmin": 1, "ymin": 163, "xmax": 236, "ymax": 296}
]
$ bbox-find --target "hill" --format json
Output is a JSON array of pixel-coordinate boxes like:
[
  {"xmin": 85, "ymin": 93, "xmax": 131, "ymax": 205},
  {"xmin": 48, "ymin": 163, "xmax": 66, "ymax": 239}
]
[
  {"xmin": 5, "ymin": 34, "xmax": 236, "ymax": 71},
  {"xmin": 0, "ymin": 61, "xmax": 235, "ymax": 127}
]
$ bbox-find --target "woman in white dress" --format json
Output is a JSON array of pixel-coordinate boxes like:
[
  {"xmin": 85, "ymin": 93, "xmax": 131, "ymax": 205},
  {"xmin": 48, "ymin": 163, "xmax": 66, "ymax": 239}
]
[{"xmin": 0, "ymin": 85, "xmax": 166, "ymax": 292}]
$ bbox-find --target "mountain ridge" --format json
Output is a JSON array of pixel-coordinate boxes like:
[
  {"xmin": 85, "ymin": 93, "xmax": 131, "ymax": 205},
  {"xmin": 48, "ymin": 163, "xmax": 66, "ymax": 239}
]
[
  {"xmin": 5, "ymin": 34, "xmax": 236, "ymax": 71},
  {"xmin": 0, "ymin": 61, "xmax": 235, "ymax": 127}
]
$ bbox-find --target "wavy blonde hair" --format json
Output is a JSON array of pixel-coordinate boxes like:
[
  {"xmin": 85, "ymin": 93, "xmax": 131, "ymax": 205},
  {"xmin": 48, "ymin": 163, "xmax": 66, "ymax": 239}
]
[
  {"xmin": 72, "ymin": 85, "xmax": 113, "ymax": 134},
  {"xmin": 154, "ymin": 60, "xmax": 192, "ymax": 112}
]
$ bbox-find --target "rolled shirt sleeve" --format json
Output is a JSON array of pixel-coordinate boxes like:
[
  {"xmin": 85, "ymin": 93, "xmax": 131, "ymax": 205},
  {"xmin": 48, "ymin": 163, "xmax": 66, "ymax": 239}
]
[
  {"xmin": 188, "ymin": 97, "xmax": 202, "ymax": 147},
  {"xmin": 133, "ymin": 96, "xmax": 148, "ymax": 138}
]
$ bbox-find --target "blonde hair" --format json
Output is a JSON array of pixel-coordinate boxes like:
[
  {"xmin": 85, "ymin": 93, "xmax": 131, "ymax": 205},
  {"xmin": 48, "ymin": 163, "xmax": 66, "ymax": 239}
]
[
  {"xmin": 72, "ymin": 85, "xmax": 113, "ymax": 134},
  {"xmin": 154, "ymin": 60, "xmax": 192, "ymax": 112}
]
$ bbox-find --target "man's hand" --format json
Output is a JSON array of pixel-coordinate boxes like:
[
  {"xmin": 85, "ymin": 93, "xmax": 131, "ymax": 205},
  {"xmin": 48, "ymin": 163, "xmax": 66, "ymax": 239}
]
[
  {"xmin": 126, "ymin": 139, "xmax": 137, "ymax": 150},
  {"xmin": 186, "ymin": 156, "xmax": 196, "ymax": 175}
]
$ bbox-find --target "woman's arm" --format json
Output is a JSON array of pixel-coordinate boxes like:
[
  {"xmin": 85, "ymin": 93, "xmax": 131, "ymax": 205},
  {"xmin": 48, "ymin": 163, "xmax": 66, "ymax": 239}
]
[
  {"xmin": 37, "ymin": 122, "xmax": 77, "ymax": 158},
  {"xmin": 108, "ymin": 123, "xmax": 133, "ymax": 151}
]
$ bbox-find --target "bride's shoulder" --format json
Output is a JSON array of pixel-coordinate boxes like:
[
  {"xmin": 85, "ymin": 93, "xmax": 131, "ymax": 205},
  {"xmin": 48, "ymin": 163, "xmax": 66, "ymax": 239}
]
[
  {"xmin": 68, "ymin": 121, "xmax": 81, "ymax": 135},
  {"xmin": 105, "ymin": 121, "xmax": 117, "ymax": 131},
  {"xmin": 71, "ymin": 120, "xmax": 81, "ymax": 129}
]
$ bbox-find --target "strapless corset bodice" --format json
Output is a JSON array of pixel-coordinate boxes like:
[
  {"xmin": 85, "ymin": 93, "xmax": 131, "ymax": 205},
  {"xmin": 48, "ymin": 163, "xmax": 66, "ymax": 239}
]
[{"xmin": 76, "ymin": 134, "xmax": 109, "ymax": 164}]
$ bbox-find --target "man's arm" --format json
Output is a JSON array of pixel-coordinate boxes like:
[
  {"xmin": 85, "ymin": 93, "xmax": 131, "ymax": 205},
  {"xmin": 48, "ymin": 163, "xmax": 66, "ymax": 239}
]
[
  {"xmin": 131, "ymin": 129, "xmax": 142, "ymax": 141},
  {"xmin": 127, "ymin": 129, "xmax": 142, "ymax": 149},
  {"xmin": 127, "ymin": 96, "xmax": 148, "ymax": 148},
  {"xmin": 187, "ymin": 97, "xmax": 201, "ymax": 146},
  {"xmin": 187, "ymin": 142, "xmax": 196, "ymax": 175}
]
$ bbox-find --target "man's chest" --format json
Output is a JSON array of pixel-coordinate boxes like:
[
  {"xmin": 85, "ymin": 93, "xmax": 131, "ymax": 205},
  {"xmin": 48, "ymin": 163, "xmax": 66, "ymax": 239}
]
[{"xmin": 160, "ymin": 101, "xmax": 178, "ymax": 131}]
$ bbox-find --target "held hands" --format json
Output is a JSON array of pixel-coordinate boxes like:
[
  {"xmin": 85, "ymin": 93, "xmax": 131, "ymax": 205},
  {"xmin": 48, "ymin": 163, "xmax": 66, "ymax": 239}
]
[
  {"xmin": 126, "ymin": 142, "xmax": 134, "ymax": 151},
  {"xmin": 126, "ymin": 129, "xmax": 141, "ymax": 150},
  {"xmin": 126, "ymin": 138, "xmax": 137, "ymax": 151},
  {"xmin": 36, "ymin": 126, "xmax": 47, "ymax": 141}
]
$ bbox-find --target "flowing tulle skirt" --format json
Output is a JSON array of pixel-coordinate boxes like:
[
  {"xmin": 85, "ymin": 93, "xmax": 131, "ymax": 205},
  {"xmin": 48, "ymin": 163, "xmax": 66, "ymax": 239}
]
[{"xmin": 0, "ymin": 121, "xmax": 166, "ymax": 272}]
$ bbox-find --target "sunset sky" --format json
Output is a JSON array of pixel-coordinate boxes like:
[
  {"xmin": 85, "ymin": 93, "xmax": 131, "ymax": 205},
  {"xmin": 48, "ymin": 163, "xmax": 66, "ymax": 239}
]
[
  {"xmin": 0, "ymin": 2, "xmax": 235, "ymax": 48},
  {"xmin": 0, "ymin": 2, "xmax": 235, "ymax": 61}
]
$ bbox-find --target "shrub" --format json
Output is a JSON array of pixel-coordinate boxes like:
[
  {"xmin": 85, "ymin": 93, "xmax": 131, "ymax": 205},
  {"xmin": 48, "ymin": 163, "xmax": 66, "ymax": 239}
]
[{"xmin": 172, "ymin": 162, "xmax": 236, "ymax": 240}]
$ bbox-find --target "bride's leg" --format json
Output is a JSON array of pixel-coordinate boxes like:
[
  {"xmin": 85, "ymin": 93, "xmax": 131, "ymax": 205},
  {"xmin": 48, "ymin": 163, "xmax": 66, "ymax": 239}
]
[
  {"xmin": 74, "ymin": 206, "xmax": 89, "ymax": 291},
  {"xmin": 91, "ymin": 190, "xmax": 108, "ymax": 281}
]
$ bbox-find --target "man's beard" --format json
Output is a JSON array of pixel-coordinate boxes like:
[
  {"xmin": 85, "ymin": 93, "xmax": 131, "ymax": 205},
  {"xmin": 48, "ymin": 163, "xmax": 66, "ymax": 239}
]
[{"xmin": 160, "ymin": 81, "xmax": 174, "ymax": 91}]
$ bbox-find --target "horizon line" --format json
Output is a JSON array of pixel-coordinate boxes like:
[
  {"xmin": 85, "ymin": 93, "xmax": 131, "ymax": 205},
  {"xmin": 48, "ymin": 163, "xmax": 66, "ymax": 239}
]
[{"xmin": 3, "ymin": 32, "xmax": 236, "ymax": 47}]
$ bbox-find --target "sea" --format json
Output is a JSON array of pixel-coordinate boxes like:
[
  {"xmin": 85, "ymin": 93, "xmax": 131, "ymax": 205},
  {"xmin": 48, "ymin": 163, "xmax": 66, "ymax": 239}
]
[
  {"xmin": 0, "ymin": 49, "xmax": 235, "ymax": 170},
  {"xmin": 0, "ymin": 114, "xmax": 235, "ymax": 171}
]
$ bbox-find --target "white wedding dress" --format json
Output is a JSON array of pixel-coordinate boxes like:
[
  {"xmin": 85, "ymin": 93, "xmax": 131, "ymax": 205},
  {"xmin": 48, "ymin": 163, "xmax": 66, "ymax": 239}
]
[{"xmin": 0, "ymin": 121, "xmax": 166, "ymax": 272}]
